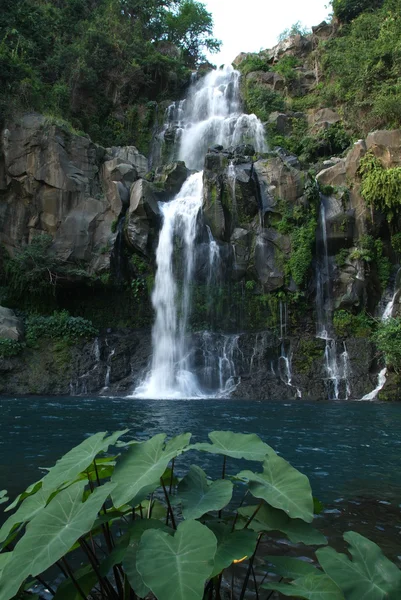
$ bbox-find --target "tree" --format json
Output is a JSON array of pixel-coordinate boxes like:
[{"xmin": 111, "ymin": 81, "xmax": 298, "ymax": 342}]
[{"xmin": 165, "ymin": 1, "xmax": 221, "ymax": 67}]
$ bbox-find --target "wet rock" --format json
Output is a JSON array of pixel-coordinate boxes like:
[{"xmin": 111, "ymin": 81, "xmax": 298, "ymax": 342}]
[
  {"xmin": 0, "ymin": 307, "xmax": 24, "ymax": 341},
  {"xmin": 124, "ymin": 179, "xmax": 160, "ymax": 257},
  {"xmin": 153, "ymin": 161, "xmax": 188, "ymax": 199}
]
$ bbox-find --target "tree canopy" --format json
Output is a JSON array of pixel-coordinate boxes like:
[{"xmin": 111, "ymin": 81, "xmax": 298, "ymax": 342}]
[{"xmin": 0, "ymin": 0, "xmax": 220, "ymax": 148}]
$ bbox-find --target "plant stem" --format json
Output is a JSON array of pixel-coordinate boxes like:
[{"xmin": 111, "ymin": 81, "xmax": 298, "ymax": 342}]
[
  {"xmin": 35, "ymin": 575, "xmax": 56, "ymax": 596},
  {"xmin": 169, "ymin": 458, "xmax": 175, "ymax": 494},
  {"xmin": 160, "ymin": 477, "xmax": 176, "ymax": 529},
  {"xmin": 61, "ymin": 557, "xmax": 87, "ymax": 600},
  {"xmin": 79, "ymin": 539, "xmax": 119, "ymax": 600},
  {"xmin": 244, "ymin": 500, "xmax": 263, "ymax": 529},
  {"xmin": 231, "ymin": 490, "xmax": 249, "ymax": 532},
  {"xmin": 251, "ymin": 565, "xmax": 259, "ymax": 600},
  {"xmin": 238, "ymin": 533, "xmax": 262, "ymax": 600}
]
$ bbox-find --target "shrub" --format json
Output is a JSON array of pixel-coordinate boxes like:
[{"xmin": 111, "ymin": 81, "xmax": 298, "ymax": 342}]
[
  {"xmin": 332, "ymin": 0, "xmax": 384, "ymax": 23},
  {"xmin": 0, "ymin": 338, "xmax": 23, "ymax": 358},
  {"xmin": 245, "ymin": 81, "xmax": 286, "ymax": 121},
  {"xmin": 374, "ymin": 317, "xmax": 401, "ymax": 371},
  {"xmin": 237, "ymin": 55, "xmax": 270, "ymax": 76},
  {"xmin": 0, "ymin": 429, "xmax": 400, "ymax": 600},
  {"xmin": 333, "ymin": 309, "xmax": 374, "ymax": 337},
  {"xmin": 359, "ymin": 152, "xmax": 401, "ymax": 222},
  {"xmin": 26, "ymin": 310, "xmax": 98, "ymax": 345},
  {"xmin": 277, "ymin": 21, "xmax": 311, "ymax": 41}
]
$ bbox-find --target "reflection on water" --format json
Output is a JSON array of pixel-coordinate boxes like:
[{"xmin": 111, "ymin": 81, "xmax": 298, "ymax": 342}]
[{"xmin": 1, "ymin": 396, "xmax": 401, "ymax": 561}]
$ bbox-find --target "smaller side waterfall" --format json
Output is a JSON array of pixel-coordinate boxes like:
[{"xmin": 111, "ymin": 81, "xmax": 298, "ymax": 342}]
[
  {"xmin": 361, "ymin": 368, "xmax": 388, "ymax": 401},
  {"xmin": 315, "ymin": 198, "xmax": 351, "ymax": 399},
  {"xmin": 278, "ymin": 302, "xmax": 302, "ymax": 398}
]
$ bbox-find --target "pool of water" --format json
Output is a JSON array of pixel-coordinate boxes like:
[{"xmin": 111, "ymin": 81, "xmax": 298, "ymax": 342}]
[{"xmin": 2, "ymin": 396, "xmax": 401, "ymax": 503}]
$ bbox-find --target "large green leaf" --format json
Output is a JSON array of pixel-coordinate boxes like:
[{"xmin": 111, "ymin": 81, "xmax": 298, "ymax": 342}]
[
  {"xmin": 0, "ymin": 487, "xmax": 51, "ymax": 545},
  {"xmin": 263, "ymin": 573, "xmax": 345, "ymax": 599},
  {"xmin": 0, "ymin": 554, "xmax": 12, "ymax": 579},
  {"xmin": 265, "ymin": 556, "xmax": 319, "ymax": 579},
  {"xmin": 4, "ymin": 480, "xmax": 42, "ymax": 513},
  {"xmin": 0, "ymin": 492, "xmax": 8, "ymax": 506},
  {"xmin": 236, "ymin": 450, "xmax": 314, "ymax": 522},
  {"xmin": 0, "ymin": 481, "xmax": 115, "ymax": 600},
  {"xmin": 192, "ymin": 431, "xmax": 272, "ymax": 461},
  {"xmin": 111, "ymin": 433, "xmax": 191, "ymax": 508},
  {"xmin": 136, "ymin": 519, "xmax": 217, "ymax": 600},
  {"xmin": 42, "ymin": 430, "xmax": 127, "ymax": 492},
  {"xmin": 317, "ymin": 531, "xmax": 401, "ymax": 600},
  {"xmin": 177, "ymin": 465, "xmax": 233, "ymax": 520},
  {"xmin": 207, "ymin": 523, "xmax": 258, "ymax": 577},
  {"xmin": 123, "ymin": 520, "xmax": 173, "ymax": 598},
  {"xmin": 238, "ymin": 504, "xmax": 326, "ymax": 545}
]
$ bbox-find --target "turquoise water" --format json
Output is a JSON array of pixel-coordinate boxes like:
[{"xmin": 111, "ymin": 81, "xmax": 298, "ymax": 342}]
[{"xmin": 2, "ymin": 396, "xmax": 401, "ymax": 504}]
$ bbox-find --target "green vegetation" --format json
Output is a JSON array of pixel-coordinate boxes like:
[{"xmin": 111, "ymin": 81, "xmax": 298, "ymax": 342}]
[
  {"xmin": 287, "ymin": 219, "xmax": 318, "ymax": 285},
  {"xmin": 244, "ymin": 82, "xmax": 286, "ymax": 122},
  {"xmin": 268, "ymin": 120, "xmax": 351, "ymax": 164},
  {"xmin": 359, "ymin": 152, "xmax": 401, "ymax": 222},
  {"xmin": 332, "ymin": 0, "xmax": 384, "ymax": 23},
  {"xmin": 323, "ymin": 0, "xmax": 401, "ymax": 132},
  {"xmin": 374, "ymin": 317, "xmax": 401, "ymax": 371},
  {"xmin": 25, "ymin": 310, "xmax": 98, "ymax": 345},
  {"xmin": 272, "ymin": 55, "xmax": 301, "ymax": 81},
  {"xmin": 277, "ymin": 20, "xmax": 311, "ymax": 41},
  {"xmin": 0, "ymin": 0, "xmax": 220, "ymax": 149},
  {"xmin": 0, "ymin": 338, "xmax": 23, "ymax": 358},
  {"xmin": 237, "ymin": 55, "xmax": 270, "ymax": 76},
  {"xmin": 333, "ymin": 309, "xmax": 375, "ymax": 337},
  {"xmin": 391, "ymin": 232, "xmax": 401, "ymax": 254},
  {"xmin": 1, "ymin": 429, "xmax": 400, "ymax": 600},
  {"xmin": 349, "ymin": 235, "xmax": 390, "ymax": 290}
]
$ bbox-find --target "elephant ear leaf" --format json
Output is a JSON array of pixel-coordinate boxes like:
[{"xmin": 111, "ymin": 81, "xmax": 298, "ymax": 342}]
[
  {"xmin": 0, "ymin": 481, "xmax": 115, "ymax": 600},
  {"xmin": 316, "ymin": 531, "xmax": 401, "ymax": 600},
  {"xmin": 237, "ymin": 449, "xmax": 314, "ymax": 523},
  {"xmin": 136, "ymin": 520, "xmax": 217, "ymax": 600},
  {"xmin": 263, "ymin": 572, "xmax": 345, "ymax": 599},
  {"xmin": 177, "ymin": 465, "xmax": 233, "ymax": 520},
  {"xmin": 192, "ymin": 431, "xmax": 272, "ymax": 461}
]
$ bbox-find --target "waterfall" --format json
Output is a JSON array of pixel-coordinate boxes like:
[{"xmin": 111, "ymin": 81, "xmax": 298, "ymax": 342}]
[
  {"xmin": 360, "ymin": 368, "xmax": 388, "ymax": 401},
  {"xmin": 315, "ymin": 197, "xmax": 351, "ymax": 399},
  {"xmin": 133, "ymin": 65, "xmax": 266, "ymax": 399},
  {"xmin": 278, "ymin": 302, "xmax": 302, "ymax": 398},
  {"xmin": 360, "ymin": 269, "xmax": 400, "ymax": 399},
  {"xmin": 382, "ymin": 267, "xmax": 401, "ymax": 321},
  {"xmin": 178, "ymin": 66, "xmax": 267, "ymax": 170},
  {"xmin": 133, "ymin": 173, "xmax": 204, "ymax": 398}
]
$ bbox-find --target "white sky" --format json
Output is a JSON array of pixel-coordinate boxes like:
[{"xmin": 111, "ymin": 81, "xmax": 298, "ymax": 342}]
[{"xmin": 203, "ymin": 0, "xmax": 331, "ymax": 66}]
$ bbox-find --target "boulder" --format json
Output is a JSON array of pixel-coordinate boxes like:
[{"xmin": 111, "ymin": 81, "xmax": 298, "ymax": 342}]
[
  {"xmin": 254, "ymin": 156, "xmax": 304, "ymax": 205},
  {"xmin": 124, "ymin": 179, "xmax": 160, "ymax": 256},
  {"xmin": 307, "ymin": 108, "xmax": 341, "ymax": 132},
  {"xmin": 366, "ymin": 129, "xmax": 401, "ymax": 167},
  {"xmin": 0, "ymin": 306, "xmax": 24, "ymax": 341},
  {"xmin": 246, "ymin": 71, "xmax": 285, "ymax": 92},
  {"xmin": 107, "ymin": 146, "xmax": 148, "ymax": 177},
  {"xmin": 254, "ymin": 229, "xmax": 290, "ymax": 291},
  {"xmin": 268, "ymin": 112, "xmax": 292, "ymax": 135},
  {"xmin": 153, "ymin": 161, "xmax": 188, "ymax": 199}
]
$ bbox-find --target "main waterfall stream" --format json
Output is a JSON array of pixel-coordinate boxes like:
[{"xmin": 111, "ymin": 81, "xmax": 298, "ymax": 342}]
[{"xmin": 133, "ymin": 66, "xmax": 266, "ymax": 398}]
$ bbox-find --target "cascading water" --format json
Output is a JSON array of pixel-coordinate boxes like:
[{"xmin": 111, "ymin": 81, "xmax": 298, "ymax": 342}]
[
  {"xmin": 278, "ymin": 302, "xmax": 302, "ymax": 398},
  {"xmin": 172, "ymin": 66, "xmax": 266, "ymax": 171},
  {"xmin": 133, "ymin": 65, "xmax": 267, "ymax": 398},
  {"xmin": 360, "ymin": 268, "xmax": 401, "ymax": 399},
  {"xmin": 133, "ymin": 173, "xmax": 204, "ymax": 398},
  {"xmin": 315, "ymin": 197, "xmax": 351, "ymax": 399}
]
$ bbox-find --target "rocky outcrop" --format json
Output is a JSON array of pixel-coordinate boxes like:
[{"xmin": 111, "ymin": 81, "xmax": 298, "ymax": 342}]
[
  {"xmin": 0, "ymin": 114, "xmax": 148, "ymax": 275},
  {"xmin": 0, "ymin": 307, "xmax": 24, "ymax": 340},
  {"xmin": 124, "ymin": 179, "xmax": 160, "ymax": 257}
]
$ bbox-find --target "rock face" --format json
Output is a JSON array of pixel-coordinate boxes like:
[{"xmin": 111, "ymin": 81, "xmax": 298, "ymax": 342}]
[
  {"xmin": 0, "ymin": 307, "xmax": 24, "ymax": 340},
  {"xmin": 0, "ymin": 114, "xmax": 148, "ymax": 274}
]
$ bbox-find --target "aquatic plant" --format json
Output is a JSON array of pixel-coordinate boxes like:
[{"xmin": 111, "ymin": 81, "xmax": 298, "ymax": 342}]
[{"xmin": 0, "ymin": 430, "xmax": 400, "ymax": 600}]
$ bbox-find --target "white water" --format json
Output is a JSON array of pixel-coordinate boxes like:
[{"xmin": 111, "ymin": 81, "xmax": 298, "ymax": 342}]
[
  {"xmin": 133, "ymin": 64, "xmax": 266, "ymax": 399},
  {"xmin": 133, "ymin": 173, "xmax": 204, "ymax": 398},
  {"xmin": 360, "ymin": 368, "xmax": 388, "ymax": 401},
  {"xmin": 278, "ymin": 302, "xmax": 302, "ymax": 398},
  {"xmin": 316, "ymin": 198, "xmax": 351, "ymax": 399},
  {"xmin": 177, "ymin": 66, "xmax": 266, "ymax": 170}
]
